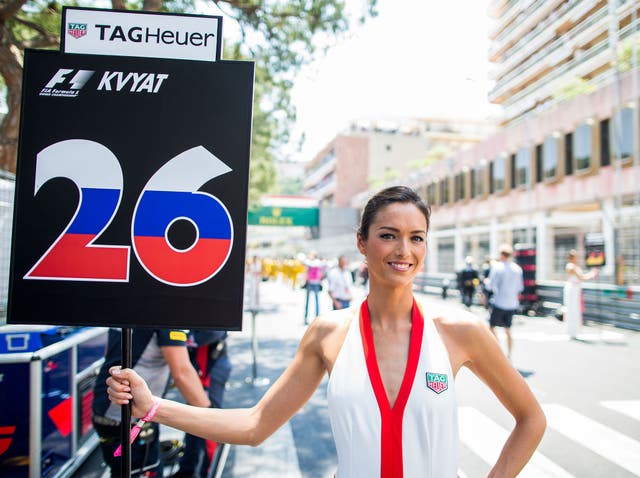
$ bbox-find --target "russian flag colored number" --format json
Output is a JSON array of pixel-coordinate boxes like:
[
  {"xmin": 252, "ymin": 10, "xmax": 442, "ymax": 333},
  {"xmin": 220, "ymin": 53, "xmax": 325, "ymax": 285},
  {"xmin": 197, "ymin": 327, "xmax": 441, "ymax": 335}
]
[
  {"xmin": 24, "ymin": 140, "xmax": 233, "ymax": 287},
  {"xmin": 132, "ymin": 147, "xmax": 233, "ymax": 286}
]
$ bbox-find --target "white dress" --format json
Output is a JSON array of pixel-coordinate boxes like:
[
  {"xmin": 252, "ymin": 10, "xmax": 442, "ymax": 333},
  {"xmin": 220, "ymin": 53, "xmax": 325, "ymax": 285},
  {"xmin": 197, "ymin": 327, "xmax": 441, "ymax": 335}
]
[
  {"xmin": 327, "ymin": 299, "xmax": 458, "ymax": 477},
  {"xmin": 563, "ymin": 273, "xmax": 582, "ymax": 338}
]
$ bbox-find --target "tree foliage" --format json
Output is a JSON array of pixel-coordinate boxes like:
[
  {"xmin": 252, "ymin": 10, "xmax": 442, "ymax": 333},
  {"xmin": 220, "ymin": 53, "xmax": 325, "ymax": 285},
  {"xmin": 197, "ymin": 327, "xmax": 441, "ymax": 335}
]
[{"xmin": 0, "ymin": 0, "xmax": 377, "ymax": 204}]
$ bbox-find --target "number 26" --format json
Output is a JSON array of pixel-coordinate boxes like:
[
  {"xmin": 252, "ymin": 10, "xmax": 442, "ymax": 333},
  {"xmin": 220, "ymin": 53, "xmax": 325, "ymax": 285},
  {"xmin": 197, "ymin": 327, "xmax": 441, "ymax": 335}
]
[{"xmin": 24, "ymin": 139, "xmax": 234, "ymax": 287}]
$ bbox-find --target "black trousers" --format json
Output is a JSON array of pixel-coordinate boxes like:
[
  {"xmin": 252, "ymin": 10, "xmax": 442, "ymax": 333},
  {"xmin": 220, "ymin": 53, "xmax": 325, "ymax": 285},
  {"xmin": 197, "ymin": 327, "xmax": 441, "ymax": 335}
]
[{"xmin": 93, "ymin": 419, "xmax": 162, "ymax": 477}]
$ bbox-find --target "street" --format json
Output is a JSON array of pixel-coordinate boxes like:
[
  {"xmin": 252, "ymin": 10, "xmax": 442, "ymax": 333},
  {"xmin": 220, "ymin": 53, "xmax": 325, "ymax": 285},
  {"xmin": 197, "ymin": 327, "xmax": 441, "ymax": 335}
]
[{"xmin": 76, "ymin": 279, "xmax": 640, "ymax": 478}]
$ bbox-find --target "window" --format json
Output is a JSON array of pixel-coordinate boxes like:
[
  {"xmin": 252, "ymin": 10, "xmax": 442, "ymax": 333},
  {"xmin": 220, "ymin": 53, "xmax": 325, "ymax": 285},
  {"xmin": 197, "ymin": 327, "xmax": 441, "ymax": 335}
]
[
  {"xmin": 470, "ymin": 169, "xmax": 476, "ymax": 198},
  {"xmin": 454, "ymin": 173, "xmax": 465, "ymax": 202},
  {"xmin": 600, "ymin": 118, "xmax": 610, "ymax": 167},
  {"xmin": 441, "ymin": 177, "xmax": 450, "ymax": 205},
  {"xmin": 474, "ymin": 163, "xmax": 486, "ymax": 198},
  {"xmin": 510, "ymin": 153, "xmax": 516, "ymax": 189},
  {"xmin": 427, "ymin": 181, "xmax": 437, "ymax": 206},
  {"xmin": 612, "ymin": 107, "xmax": 633, "ymax": 162},
  {"xmin": 535, "ymin": 144, "xmax": 543, "ymax": 183},
  {"xmin": 573, "ymin": 122, "xmax": 592, "ymax": 172},
  {"xmin": 543, "ymin": 134, "xmax": 560, "ymax": 180},
  {"xmin": 565, "ymin": 132, "xmax": 573, "ymax": 176},
  {"xmin": 492, "ymin": 155, "xmax": 506, "ymax": 193},
  {"xmin": 514, "ymin": 147, "xmax": 530, "ymax": 188},
  {"xmin": 437, "ymin": 238, "xmax": 454, "ymax": 274}
]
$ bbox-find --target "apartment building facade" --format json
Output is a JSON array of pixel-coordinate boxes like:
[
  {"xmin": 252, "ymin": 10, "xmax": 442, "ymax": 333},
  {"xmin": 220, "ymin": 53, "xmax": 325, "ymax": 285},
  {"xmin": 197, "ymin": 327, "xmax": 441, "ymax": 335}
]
[
  {"xmin": 350, "ymin": 0, "xmax": 640, "ymax": 286},
  {"xmin": 438, "ymin": 0, "xmax": 640, "ymax": 285},
  {"xmin": 303, "ymin": 118, "xmax": 492, "ymax": 208}
]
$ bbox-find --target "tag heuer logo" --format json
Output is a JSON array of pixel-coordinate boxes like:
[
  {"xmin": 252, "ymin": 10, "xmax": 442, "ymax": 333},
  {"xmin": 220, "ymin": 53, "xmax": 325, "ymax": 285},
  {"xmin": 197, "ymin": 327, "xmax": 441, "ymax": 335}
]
[
  {"xmin": 426, "ymin": 372, "xmax": 448, "ymax": 394},
  {"xmin": 68, "ymin": 23, "xmax": 87, "ymax": 39}
]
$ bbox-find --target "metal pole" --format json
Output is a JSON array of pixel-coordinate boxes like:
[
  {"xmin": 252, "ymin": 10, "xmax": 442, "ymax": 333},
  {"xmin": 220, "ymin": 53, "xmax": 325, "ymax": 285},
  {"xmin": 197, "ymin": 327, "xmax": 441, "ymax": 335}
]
[
  {"xmin": 29, "ymin": 358, "xmax": 42, "ymax": 478},
  {"xmin": 632, "ymin": 5, "xmax": 639, "ymax": 284},
  {"xmin": 609, "ymin": 0, "xmax": 623, "ymax": 284},
  {"xmin": 251, "ymin": 310, "xmax": 258, "ymax": 383},
  {"xmin": 120, "ymin": 327, "xmax": 132, "ymax": 478}
]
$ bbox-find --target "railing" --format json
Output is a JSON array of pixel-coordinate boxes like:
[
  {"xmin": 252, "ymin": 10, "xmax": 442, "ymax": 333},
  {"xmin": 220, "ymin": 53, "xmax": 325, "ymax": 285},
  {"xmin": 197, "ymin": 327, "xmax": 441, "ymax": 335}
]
[
  {"xmin": 414, "ymin": 274, "xmax": 640, "ymax": 331},
  {"xmin": 537, "ymin": 282, "xmax": 640, "ymax": 331},
  {"xmin": 502, "ymin": 10, "xmax": 640, "ymax": 121},
  {"xmin": 491, "ymin": 4, "xmax": 609, "ymax": 100}
]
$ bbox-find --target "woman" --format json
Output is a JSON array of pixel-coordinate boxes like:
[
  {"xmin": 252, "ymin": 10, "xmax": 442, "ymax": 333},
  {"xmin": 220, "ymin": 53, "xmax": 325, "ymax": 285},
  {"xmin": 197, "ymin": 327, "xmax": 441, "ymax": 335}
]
[
  {"xmin": 563, "ymin": 249, "xmax": 598, "ymax": 339},
  {"xmin": 107, "ymin": 186, "xmax": 546, "ymax": 477}
]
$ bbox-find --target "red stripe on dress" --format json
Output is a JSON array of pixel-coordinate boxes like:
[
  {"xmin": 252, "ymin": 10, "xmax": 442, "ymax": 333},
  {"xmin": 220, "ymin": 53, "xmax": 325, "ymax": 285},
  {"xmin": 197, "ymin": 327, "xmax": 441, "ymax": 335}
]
[{"xmin": 359, "ymin": 298, "xmax": 424, "ymax": 478}]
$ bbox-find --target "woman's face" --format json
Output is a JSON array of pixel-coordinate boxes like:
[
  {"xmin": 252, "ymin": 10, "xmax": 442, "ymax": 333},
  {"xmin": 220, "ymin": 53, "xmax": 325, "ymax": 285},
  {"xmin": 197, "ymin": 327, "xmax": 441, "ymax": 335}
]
[{"xmin": 357, "ymin": 202, "xmax": 427, "ymax": 288}]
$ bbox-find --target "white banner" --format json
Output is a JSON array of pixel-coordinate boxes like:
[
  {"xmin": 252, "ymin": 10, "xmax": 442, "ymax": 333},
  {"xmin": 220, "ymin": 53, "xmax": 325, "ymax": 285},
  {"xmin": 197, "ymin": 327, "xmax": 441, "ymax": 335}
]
[{"xmin": 62, "ymin": 7, "xmax": 222, "ymax": 62}]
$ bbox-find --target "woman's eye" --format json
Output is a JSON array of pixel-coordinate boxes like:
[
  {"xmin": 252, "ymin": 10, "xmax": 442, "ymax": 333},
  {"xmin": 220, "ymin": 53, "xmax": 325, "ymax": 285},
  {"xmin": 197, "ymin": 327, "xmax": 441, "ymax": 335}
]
[
  {"xmin": 379, "ymin": 233, "xmax": 394, "ymax": 240},
  {"xmin": 412, "ymin": 236, "xmax": 425, "ymax": 243}
]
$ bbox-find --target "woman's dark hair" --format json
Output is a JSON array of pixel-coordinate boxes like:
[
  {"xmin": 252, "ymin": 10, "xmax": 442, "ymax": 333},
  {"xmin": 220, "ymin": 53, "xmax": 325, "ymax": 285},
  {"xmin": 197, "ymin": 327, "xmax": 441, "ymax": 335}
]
[{"xmin": 357, "ymin": 186, "xmax": 431, "ymax": 240}]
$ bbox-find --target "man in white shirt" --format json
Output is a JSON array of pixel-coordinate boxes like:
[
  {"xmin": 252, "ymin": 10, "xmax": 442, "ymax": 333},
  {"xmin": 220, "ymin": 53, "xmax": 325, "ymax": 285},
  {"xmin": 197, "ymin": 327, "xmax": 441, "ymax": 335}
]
[
  {"xmin": 327, "ymin": 255, "xmax": 354, "ymax": 310},
  {"xmin": 487, "ymin": 244, "xmax": 524, "ymax": 359}
]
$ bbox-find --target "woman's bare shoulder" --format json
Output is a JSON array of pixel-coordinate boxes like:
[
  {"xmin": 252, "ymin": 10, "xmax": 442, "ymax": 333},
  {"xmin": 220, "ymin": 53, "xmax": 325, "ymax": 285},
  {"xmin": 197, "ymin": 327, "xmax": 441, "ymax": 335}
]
[
  {"xmin": 305, "ymin": 308, "xmax": 356, "ymax": 370},
  {"xmin": 422, "ymin": 301, "xmax": 487, "ymax": 340},
  {"xmin": 306, "ymin": 307, "xmax": 355, "ymax": 341}
]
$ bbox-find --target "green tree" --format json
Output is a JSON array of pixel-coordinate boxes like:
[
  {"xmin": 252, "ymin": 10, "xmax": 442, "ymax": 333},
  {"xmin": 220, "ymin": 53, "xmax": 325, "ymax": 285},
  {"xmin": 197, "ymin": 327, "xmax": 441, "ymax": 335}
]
[
  {"xmin": 552, "ymin": 77, "xmax": 596, "ymax": 102},
  {"xmin": 0, "ymin": 0, "xmax": 377, "ymax": 204}
]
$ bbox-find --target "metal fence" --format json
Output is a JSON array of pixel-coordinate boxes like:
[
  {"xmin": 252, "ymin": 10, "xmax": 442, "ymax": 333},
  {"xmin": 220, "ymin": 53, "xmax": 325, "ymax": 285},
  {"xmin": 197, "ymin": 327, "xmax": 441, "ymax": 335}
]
[{"xmin": 0, "ymin": 170, "xmax": 15, "ymax": 323}]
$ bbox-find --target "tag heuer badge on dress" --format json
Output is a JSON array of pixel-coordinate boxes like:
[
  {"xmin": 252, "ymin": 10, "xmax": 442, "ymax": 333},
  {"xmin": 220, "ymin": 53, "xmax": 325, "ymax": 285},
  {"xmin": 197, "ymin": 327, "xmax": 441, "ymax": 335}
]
[{"xmin": 426, "ymin": 372, "xmax": 448, "ymax": 394}]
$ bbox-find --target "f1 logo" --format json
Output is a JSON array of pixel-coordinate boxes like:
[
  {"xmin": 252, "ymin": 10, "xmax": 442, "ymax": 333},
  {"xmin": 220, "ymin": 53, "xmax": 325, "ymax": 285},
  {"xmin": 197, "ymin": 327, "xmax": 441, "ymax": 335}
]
[{"xmin": 45, "ymin": 69, "xmax": 94, "ymax": 90}]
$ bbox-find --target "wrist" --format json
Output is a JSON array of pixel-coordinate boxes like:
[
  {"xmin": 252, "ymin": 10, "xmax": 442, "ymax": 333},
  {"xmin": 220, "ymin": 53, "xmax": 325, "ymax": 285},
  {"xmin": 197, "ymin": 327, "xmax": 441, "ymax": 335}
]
[{"xmin": 142, "ymin": 399, "xmax": 161, "ymax": 422}]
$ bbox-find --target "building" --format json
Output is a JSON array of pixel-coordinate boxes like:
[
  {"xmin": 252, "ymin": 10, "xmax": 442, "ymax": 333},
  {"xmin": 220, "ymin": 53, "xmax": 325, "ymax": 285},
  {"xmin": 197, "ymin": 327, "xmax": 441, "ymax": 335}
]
[
  {"xmin": 303, "ymin": 117, "xmax": 493, "ymax": 207},
  {"xmin": 351, "ymin": 0, "xmax": 640, "ymax": 288}
]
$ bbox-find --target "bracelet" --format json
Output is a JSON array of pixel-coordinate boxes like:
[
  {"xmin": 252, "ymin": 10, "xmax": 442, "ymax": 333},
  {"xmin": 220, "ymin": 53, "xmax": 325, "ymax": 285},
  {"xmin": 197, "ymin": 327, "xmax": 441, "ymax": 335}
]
[{"xmin": 113, "ymin": 400, "xmax": 161, "ymax": 457}]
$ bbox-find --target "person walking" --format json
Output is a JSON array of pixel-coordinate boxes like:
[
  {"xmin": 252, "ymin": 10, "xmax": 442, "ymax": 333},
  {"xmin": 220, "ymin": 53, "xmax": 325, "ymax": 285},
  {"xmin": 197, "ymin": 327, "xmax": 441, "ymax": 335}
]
[
  {"xmin": 487, "ymin": 244, "xmax": 524, "ymax": 360},
  {"xmin": 459, "ymin": 256, "xmax": 479, "ymax": 308},
  {"xmin": 106, "ymin": 186, "xmax": 546, "ymax": 478},
  {"xmin": 563, "ymin": 249, "xmax": 598, "ymax": 339},
  {"xmin": 326, "ymin": 255, "xmax": 354, "ymax": 310},
  {"xmin": 303, "ymin": 251, "xmax": 325, "ymax": 324},
  {"xmin": 92, "ymin": 328, "xmax": 210, "ymax": 477}
]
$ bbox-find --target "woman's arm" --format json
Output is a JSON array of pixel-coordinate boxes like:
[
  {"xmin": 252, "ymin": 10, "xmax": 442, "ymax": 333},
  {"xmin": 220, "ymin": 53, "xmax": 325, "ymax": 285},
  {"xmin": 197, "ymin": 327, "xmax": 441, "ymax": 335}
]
[
  {"xmin": 107, "ymin": 320, "xmax": 329, "ymax": 446},
  {"xmin": 567, "ymin": 263, "xmax": 598, "ymax": 281},
  {"xmin": 462, "ymin": 321, "xmax": 547, "ymax": 477}
]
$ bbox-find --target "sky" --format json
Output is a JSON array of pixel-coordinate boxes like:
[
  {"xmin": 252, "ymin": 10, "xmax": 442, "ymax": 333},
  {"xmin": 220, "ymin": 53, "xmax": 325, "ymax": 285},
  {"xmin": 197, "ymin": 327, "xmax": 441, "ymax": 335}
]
[
  {"xmin": 201, "ymin": 0, "xmax": 499, "ymax": 162},
  {"xmin": 285, "ymin": 0, "xmax": 500, "ymax": 161}
]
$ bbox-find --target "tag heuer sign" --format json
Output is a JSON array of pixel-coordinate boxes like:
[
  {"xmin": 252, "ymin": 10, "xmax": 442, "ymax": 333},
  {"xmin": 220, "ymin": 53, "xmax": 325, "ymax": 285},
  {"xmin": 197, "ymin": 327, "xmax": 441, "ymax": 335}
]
[
  {"xmin": 426, "ymin": 372, "xmax": 448, "ymax": 394},
  {"xmin": 61, "ymin": 7, "xmax": 222, "ymax": 62},
  {"xmin": 68, "ymin": 23, "xmax": 87, "ymax": 39}
]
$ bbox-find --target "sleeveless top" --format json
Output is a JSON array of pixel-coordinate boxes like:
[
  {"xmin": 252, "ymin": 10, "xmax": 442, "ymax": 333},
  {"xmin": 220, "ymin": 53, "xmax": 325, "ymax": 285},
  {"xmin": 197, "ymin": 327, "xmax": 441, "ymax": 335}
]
[{"xmin": 327, "ymin": 298, "xmax": 458, "ymax": 478}]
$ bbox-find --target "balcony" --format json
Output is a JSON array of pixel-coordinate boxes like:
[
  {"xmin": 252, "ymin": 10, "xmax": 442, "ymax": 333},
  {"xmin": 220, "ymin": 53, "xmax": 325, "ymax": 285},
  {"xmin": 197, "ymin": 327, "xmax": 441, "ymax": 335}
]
[
  {"xmin": 502, "ymin": 17, "xmax": 639, "ymax": 121},
  {"xmin": 303, "ymin": 154, "xmax": 337, "ymax": 189},
  {"xmin": 490, "ymin": 4, "xmax": 609, "ymax": 102},
  {"xmin": 489, "ymin": 0, "xmax": 565, "ymax": 60}
]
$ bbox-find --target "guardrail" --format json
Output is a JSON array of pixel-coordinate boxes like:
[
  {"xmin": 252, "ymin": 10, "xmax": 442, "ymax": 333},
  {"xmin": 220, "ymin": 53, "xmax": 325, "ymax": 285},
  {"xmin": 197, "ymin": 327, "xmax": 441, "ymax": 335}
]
[
  {"xmin": 414, "ymin": 273, "xmax": 640, "ymax": 331},
  {"xmin": 537, "ymin": 282, "xmax": 640, "ymax": 331}
]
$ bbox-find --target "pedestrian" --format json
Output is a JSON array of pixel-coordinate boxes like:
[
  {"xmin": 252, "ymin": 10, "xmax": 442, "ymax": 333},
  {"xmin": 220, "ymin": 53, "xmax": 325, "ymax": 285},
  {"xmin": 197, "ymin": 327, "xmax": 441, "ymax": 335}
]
[
  {"xmin": 106, "ymin": 186, "xmax": 546, "ymax": 478},
  {"xmin": 480, "ymin": 255, "xmax": 493, "ymax": 309},
  {"xmin": 303, "ymin": 251, "xmax": 325, "ymax": 324},
  {"xmin": 563, "ymin": 249, "xmax": 598, "ymax": 339},
  {"xmin": 171, "ymin": 330, "xmax": 231, "ymax": 478},
  {"xmin": 92, "ymin": 328, "xmax": 210, "ymax": 477},
  {"xmin": 459, "ymin": 256, "xmax": 479, "ymax": 308},
  {"xmin": 326, "ymin": 255, "xmax": 354, "ymax": 310},
  {"xmin": 246, "ymin": 255, "xmax": 262, "ymax": 309},
  {"xmin": 487, "ymin": 244, "xmax": 524, "ymax": 360}
]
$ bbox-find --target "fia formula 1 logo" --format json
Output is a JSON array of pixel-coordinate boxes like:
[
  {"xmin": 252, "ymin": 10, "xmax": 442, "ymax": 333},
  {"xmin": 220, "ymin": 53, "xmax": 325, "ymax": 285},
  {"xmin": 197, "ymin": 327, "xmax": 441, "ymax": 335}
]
[{"xmin": 40, "ymin": 69, "xmax": 94, "ymax": 97}]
